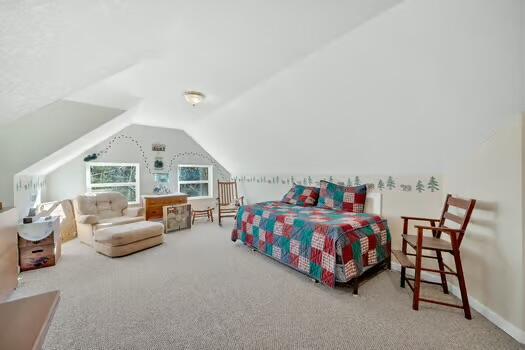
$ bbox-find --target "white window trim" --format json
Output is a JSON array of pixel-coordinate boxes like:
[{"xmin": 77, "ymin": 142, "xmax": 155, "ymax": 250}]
[
  {"xmin": 86, "ymin": 162, "xmax": 141, "ymax": 204},
  {"xmin": 178, "ymin": 164, "xmax": 213, "ymax": 199}
]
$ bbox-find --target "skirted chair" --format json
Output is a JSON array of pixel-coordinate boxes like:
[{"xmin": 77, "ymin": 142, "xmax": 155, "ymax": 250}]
[
  {"xmin": 216, "ymin": 181, "xmax": 243, "ymax": 225},
  {"xmin": 74, "ymin": 192, "xmax": 164, "ymax": 257}
]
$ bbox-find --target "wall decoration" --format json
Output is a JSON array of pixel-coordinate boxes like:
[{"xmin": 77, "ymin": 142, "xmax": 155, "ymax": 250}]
[
  {"xmin": 91, "ymin": 134, "xmax": 230, "ymax": 180},
  {"xmin": 416, "ymin": 180, "xmax": 425, "ymax": 193},
  {"xmin": 152, "ymin": 143, "xmax": 166, "ymax": 152},
  {"xmin": 386, "ymin": 176, "xmax": 396, "ymax": 190},
  {"xmin": 15, "ymin": 175, "xmax": 46, "ymax": 193},
  {"xmin": 427, "ymin": 176, "xmax": 439, "ymax": 192},
  {"xmin": 154, "ymin": 156, "xmax": 164, "ymax": 171},
  {"xmin": 153, "ymin": 173, "xmax": 171, "ymax": 194},
  {"xmin": 400, "ymin": 184, "xmax": 412, "ymax": 192},
  {"xmin": 83, "ymin": 153, "xmax": 98, "ymax": 162},
  {"xmin": 232, "ymin": 174, "xmax": 441, "ymax": 195}
]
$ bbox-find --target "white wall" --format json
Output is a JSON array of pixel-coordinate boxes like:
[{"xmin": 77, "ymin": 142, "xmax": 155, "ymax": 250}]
[
  {"xmin": 0, "ymin": 100, "xmax": 123, "ymax": 208},
  {"xmin": 444, "ymin": 115, "xmax": 524, "ymax": 338},
  {"xmin": 46, "ymin": 124, "xmax": 230, "ymax": 210}
]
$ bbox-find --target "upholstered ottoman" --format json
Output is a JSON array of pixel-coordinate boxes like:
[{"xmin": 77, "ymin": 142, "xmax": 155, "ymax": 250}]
[{"xmin": 94, "ymin": 221, "xmax": 164, "ymax": 257}]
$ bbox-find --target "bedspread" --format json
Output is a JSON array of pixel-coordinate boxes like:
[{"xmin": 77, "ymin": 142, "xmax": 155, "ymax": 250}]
[{"xmin": 231, "ymin": 201, "xmax": 391, "ymax": 287}]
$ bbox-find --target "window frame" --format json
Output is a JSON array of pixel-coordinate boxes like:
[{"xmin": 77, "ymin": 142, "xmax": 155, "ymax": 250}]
[
  {"xmin": 85, "ymin": 162, "xmax": 141, "ymax": 204},
  {"xmin": 177, "ymin": 164, "xmax": 213, "ymax": 199}
]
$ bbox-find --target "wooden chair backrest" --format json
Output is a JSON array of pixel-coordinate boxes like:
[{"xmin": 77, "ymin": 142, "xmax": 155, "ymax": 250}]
[
  {"xmin": 438, "ymin": 194, "xmax": 476, "ymax": 245},
  {"xmin": 217, "ymin": 181, "xmax": 238, "ymax": 206}
]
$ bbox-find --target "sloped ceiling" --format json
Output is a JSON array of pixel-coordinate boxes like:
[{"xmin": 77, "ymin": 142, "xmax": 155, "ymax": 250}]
[
  {"xmin": 0, "ymin": 0, "xmax": 400, "ymax": 124},
  {"xmin": 187, "ymin": 0, "xmax": 525, "ymax": 175},
  {"xmin": 2, "ymin": 0, "xmax": 523, "ymax": 178}
]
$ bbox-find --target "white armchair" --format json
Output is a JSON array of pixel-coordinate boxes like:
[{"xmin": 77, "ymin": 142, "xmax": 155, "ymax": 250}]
[{"xmin": 74, "ymin": 192, "xmax": 145, "ymax": 246}]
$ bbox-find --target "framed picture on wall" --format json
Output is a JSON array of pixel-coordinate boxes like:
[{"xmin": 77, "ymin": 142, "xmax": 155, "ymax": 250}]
[{"xmin": 163, "ymin": 204, "xmax": 191, "ymax": 233}]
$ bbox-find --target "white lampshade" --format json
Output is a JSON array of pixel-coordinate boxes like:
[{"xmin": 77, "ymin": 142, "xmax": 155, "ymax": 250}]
[{"xmin": 184, "ymin": 91, "xmax": 205, "ymax": 106}]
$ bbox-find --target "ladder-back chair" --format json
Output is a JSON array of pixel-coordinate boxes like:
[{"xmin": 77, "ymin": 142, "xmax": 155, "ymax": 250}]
[
  {"xmin": 392, "ymin": 194, "xmax": 476, "ymax": 319},
  {"xmin": 217, "ymin": 181, "xmax": 243, "ymax": 226}
]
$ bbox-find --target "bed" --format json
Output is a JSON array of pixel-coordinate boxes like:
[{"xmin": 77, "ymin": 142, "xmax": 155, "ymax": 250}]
[{"xmin": 231, "ymin": 193, "xmax": 391, "ymax": 292}]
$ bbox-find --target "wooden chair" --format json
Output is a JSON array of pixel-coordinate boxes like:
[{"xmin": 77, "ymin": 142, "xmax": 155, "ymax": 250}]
[
  {"xmin": 392, "ymin": 194, "xmax": 476, "ymax": 319},
  {"xmin": 216, "ymin": 181, "xmax": 243, "ymax": 226}
]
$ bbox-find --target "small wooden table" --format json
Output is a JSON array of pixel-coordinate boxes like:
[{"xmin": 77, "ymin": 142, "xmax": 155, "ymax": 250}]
[
  {"xmin": 192, "ymin": 208, "xmax": 214, "ymax": 224},
  {"xmin": 0, "ymin": 290, "xmax": 60, "ymax": 350}
]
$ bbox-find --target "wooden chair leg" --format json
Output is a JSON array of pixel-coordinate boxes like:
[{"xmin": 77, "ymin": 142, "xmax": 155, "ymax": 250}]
[
  {"xmin": 412, "ymin": 228, "xmax": 423, "ymax": 311},
  {"xmin": 400, "ymin": 240, "xmax": 407, "ymax": 288},
  {"xmin": 452, "ymin": 245, "xmax": 471, "ymax": 319},
  {"xmin": 210, "ymin": 210, "xmax": 214, "ymax": 222},
  {"xmin": 436, "ymin": 251, "xmax": 449, "ymax": 294},
  {"xmin": 192, "ymin": 212, "xmax": 196, "ymax": 225}
]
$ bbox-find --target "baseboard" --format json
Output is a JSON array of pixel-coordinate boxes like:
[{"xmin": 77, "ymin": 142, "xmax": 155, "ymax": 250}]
[{"xmin": 391, "ymin": 262, "xmax": 525, "ymax": 344}]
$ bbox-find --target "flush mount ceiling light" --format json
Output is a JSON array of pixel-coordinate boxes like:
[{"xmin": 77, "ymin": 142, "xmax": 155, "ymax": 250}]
[{"xmin": 184, "ymin": 91, "xmax": 205, "ymax": 107}]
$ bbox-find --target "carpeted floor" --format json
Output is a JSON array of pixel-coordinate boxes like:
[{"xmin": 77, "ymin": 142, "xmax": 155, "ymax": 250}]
[{"xmin": 11, "ymin": 221, "xmax": 522, "ymax": 349}]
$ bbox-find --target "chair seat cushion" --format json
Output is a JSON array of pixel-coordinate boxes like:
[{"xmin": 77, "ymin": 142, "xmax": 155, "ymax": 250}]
[
  {"xmin": 95, "ymin": 221, "xmax": 164, "ymax": 247},
  {"xmin": 95, "ymin": 216, "xmax": 144, "ymax": 230}
]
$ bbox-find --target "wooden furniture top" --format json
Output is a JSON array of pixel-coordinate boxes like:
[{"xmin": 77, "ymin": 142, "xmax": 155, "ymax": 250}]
[
  {"xmin": 0, "ymin": 290, "xmax": 60, "ymax": 350},
  {"xmin": 0, "ymin": 207, "xmax": 18, "ymax": 302},
  {"xmin": 141, "ymin": 193, "xmax": 187, "ymax": 199},
  {"xmin": 0, "ymin": 206, "xmax": 15, "ymax": 214}
]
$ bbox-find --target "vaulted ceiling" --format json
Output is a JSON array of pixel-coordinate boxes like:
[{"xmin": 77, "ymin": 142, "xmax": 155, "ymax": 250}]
[
  {"xmin": 1, "ymin": 0, "xmax": 524, "ymax": 176},
  {"xmin": 0, "ymin": 0, "xmax": 400, "ymax": 124}
]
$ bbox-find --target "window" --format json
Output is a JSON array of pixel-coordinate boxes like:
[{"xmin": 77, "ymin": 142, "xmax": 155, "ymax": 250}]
[
  {"xmin": 178, "ymin": 165, "xmax": 213, "ymax": 199},
  {"xmin": 86, "ymin": 162, "xmax": 140, "ymax": 204}
]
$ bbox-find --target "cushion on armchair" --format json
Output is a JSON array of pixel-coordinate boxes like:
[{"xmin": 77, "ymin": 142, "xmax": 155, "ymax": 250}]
[
  {"xmin": 317, "ymin": 180, "xmax": 367, "ymax": 213},
  {"xmin": 75, "ymin": 192, "xmax": 128, "ymax": 219},
  {"xmin": 281, "ymin": 184, "xmax": 320, "ymax": 206},
  {"xmin": 77, "ymin": 214, "xmax": 98, "ymax": 225},
  {"xmin": 125, "ymin": 207, "xmax": 145, "ymax": 217}
]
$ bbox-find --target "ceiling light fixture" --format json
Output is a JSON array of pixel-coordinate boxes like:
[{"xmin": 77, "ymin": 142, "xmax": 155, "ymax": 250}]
[{"xmin": 184, "ymin": 91, "xmax": 205, "ymax": 107}]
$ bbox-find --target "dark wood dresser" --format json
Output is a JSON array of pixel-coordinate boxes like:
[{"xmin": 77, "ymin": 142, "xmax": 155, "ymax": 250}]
[{"xmin": 142, "ymin": 194, "xmax": 188, "ymax": 221}]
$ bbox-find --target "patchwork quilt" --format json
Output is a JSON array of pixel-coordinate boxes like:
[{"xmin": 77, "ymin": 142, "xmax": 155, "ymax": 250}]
[{"xmin": 231, "ymin": 201, "xmax": 391, "ymax": 287}]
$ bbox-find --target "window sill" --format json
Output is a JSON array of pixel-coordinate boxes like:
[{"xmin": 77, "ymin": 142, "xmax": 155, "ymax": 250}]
[{"xmin": 188, "ymin": 196, "xmax": 214, "ymax": 200}]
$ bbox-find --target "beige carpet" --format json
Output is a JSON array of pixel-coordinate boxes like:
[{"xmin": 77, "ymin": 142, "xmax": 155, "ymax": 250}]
[{"xmin": 11, "ymin": 221, "xmax": 522, "ymax": 350}]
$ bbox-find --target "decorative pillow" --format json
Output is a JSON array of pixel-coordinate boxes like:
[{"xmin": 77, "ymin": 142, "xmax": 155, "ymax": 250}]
[
  {"xmin": 317, "ymin": 180, "xmax": 367, "ymax": 213},
  {"xmin": 281, "ymin": 184, "xmax": 320, "ymax": 207}
]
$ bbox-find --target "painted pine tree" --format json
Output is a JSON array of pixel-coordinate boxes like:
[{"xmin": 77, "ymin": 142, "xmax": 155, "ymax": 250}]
[
  {"xmin": 346, "ymin": 178, "xmax": 353, "ymax": 186},
  {"xmin": 427, "ymin": 176, "xmax": 439, "ymax": 192},
  {"xmin": 416, "ymin": 180, "xmax": 425, "ymax": 193},
  {"xmin": 328, "ymin": 176, "xmax": 334, "ymax": 182},
  {"xmin": 386, "ymin": 176, "xmax": 396, "ymax": 190},
  {"xmin": 291, "ymin": 176, "xmax": 295, "ymax": 184},
  {"xmin": 308, "ymin": 176, "xmax": 313, "ymax": 185},
  {"xmin": 377, "ymin": 179, "xmax": 385, "ymax": 191},
  {"xmin": 367, "ymin": 183, "xmax": 375, "ymax": 191},
  {"xmin": 354, "ymin": 176, "xmax": 361, "ymax": 186}
]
